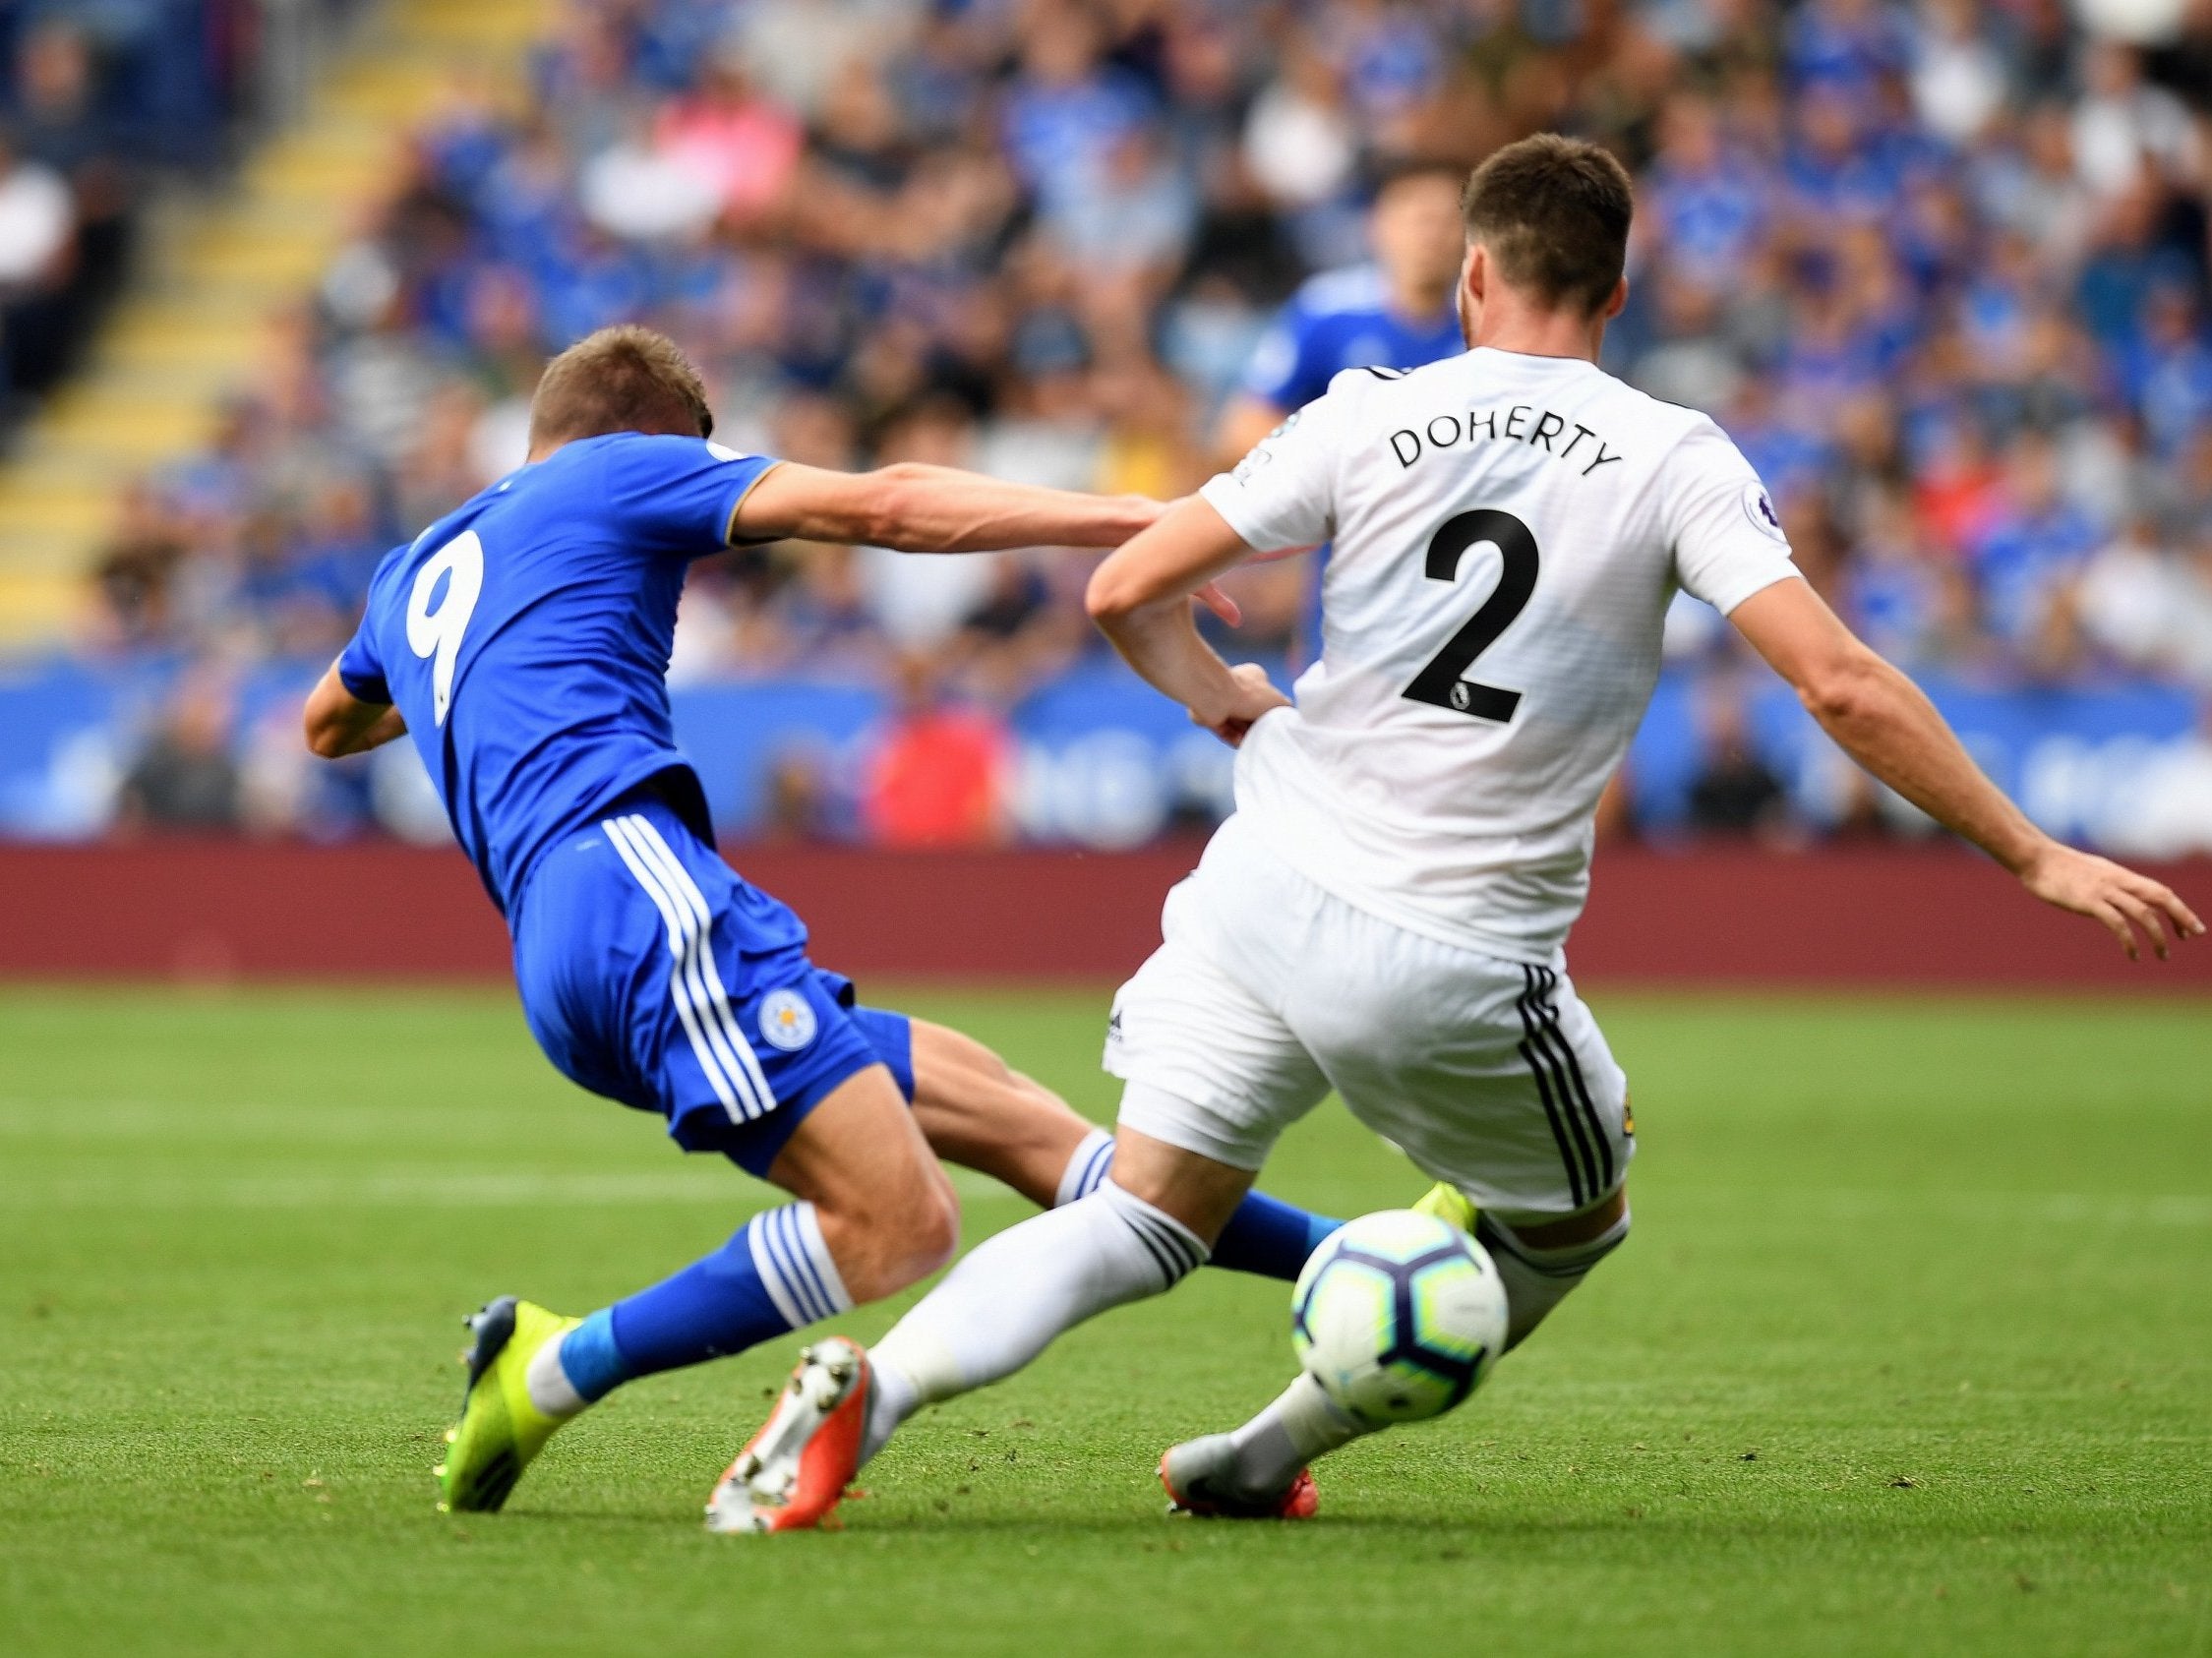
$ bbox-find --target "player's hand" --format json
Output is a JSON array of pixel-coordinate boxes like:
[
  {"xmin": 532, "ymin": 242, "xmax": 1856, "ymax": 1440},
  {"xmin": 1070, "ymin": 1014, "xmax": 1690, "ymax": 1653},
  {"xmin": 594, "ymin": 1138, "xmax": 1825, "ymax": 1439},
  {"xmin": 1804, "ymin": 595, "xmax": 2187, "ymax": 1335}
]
[
  {"xmin": 2018, "ymin": 842, "xmax": 2204, "ymax": 960},
  {"xmin": 1195, "ymin": 662, "xmax": 1290, "ymax": 748}
]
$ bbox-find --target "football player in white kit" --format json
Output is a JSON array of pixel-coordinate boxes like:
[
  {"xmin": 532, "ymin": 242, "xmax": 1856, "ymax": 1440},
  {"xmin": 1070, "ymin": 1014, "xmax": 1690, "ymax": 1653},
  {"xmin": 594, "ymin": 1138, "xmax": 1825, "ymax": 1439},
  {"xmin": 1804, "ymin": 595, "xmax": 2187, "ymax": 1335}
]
[{"xmin": 709, "ymin": 135, "xmax": 2201, "ymax": 1532}]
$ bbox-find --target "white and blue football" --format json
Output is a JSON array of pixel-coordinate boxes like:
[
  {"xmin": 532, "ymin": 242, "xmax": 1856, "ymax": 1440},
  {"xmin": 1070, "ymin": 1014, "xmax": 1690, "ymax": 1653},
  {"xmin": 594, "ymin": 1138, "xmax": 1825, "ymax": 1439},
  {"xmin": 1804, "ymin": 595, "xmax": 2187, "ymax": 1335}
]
[{"xmin": 1290, "ymin": 1209, "xmax": 1508, "ymax": 1426}]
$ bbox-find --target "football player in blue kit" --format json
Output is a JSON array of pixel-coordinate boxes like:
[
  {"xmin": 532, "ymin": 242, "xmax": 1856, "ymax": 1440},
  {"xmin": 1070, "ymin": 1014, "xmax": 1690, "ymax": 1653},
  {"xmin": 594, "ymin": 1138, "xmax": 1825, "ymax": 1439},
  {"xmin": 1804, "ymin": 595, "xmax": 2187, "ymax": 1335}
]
[
  {"xmin": 1216, "ymin": 161, "xmax": 1469, "ymax": 463},
  {"xmin": 302, "ymin": 325, "xmax": 1340, "ymax": 1524},
  {"xmin": 1216, "ymin": 162, "xmax": 1470, "ymax": 665}
]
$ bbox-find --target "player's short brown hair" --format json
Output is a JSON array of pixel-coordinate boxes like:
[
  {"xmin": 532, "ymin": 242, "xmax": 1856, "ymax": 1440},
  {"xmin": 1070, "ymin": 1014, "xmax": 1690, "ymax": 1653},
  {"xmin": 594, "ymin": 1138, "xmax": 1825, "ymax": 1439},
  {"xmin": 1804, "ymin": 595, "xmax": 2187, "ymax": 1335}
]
[
  {"xmin": 1370, "ymin": 154, "xmax": 1468, "ymax": 199},
  {"xmin": 527, "ymin": 324, "xmax": 715, "ymax": 448},
  {"xmin": 1461, "ymin": 134, "xmax": 1635, "ymax": 317}
]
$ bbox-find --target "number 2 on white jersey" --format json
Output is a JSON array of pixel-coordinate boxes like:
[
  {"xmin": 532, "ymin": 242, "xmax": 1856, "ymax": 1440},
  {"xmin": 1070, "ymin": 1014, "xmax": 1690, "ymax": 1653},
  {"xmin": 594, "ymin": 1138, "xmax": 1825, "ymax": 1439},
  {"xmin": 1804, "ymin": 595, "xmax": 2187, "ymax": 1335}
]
[
  {"xmin": 405, "ymin": 529, "xmax": 484, "ymax": 727},
  {"xmin": 1402, "ymin": 509, "xmax": 1539, "ymax": 723}
]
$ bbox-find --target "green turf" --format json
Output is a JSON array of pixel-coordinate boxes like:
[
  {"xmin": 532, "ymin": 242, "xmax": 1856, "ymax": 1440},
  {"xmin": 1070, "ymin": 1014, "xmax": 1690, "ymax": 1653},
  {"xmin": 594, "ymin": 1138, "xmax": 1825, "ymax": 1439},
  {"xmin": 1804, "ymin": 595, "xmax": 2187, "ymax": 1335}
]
[{"xmin": 1, "ymin": 984, "xmax": 2207, "ymax": 1657}]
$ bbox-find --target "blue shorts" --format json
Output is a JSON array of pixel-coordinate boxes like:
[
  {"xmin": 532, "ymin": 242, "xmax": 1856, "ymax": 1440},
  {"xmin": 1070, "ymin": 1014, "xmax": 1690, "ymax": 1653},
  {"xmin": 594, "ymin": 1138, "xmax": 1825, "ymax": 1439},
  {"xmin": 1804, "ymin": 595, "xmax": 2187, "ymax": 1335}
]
[{"xmin": 512, "ymin": 789, "xmax": 914, "ymax": 1177}]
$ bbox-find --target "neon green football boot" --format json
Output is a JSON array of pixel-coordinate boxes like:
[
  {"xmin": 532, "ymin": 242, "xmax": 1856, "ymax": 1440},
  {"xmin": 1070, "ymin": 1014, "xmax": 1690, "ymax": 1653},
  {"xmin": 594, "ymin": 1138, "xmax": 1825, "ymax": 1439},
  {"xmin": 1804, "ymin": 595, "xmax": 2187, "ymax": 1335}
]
[
  {"xmin": 435, "ymin": 1296, "xmax": 580, "ymax": 1513},
  {"xmin": 1411, "ymin": 1181, "xmax": 1478, "ymax": 1236}
]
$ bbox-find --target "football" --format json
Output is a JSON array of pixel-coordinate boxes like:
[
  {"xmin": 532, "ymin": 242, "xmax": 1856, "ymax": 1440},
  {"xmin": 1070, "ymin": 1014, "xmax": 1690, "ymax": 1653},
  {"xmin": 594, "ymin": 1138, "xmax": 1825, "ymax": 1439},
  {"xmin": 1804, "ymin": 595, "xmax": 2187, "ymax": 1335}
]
[{"xmin": 1290, "ymin": 1210, "xmax": 1509, "ymax": 1426}]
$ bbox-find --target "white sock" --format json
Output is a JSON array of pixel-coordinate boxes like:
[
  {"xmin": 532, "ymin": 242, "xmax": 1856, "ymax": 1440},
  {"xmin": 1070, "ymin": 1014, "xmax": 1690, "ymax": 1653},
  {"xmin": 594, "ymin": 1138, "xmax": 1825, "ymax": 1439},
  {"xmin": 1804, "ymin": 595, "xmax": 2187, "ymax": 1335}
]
[
  {"xmin": 862, "ymin": 1179, "xmax": 1206, "ymax": 1463},
  {"xmin": 863, "ymin": 1357, "xmax": 919, "ymax": 1458},
  {"xmin": 746, "ymin": 1201, "xmax": 856, "ymax": 1329},
  {"xmin": 1054, "ymin": 1127, "xmax": 1115, "ymax": 1208},
  {"xmin": 1217, "ymin": 1373, "xmax": 1364, "ymax": 1497},
  {"xmin": 524, "ymin": 1333, "xmax": 588, "ymax": 1419},
  {"xmin": 1478, "ymin": 1207, "xmax": 1631, "ymax": 1349}
]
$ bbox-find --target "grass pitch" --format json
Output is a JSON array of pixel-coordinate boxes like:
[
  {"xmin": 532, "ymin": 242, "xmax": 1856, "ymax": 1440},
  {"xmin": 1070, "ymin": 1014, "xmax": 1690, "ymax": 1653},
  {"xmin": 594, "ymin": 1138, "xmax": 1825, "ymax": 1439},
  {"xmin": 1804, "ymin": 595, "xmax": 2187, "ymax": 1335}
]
[{"xmin": 1, "ymin": 983, "xmax": 2207, "ymax": 1658}]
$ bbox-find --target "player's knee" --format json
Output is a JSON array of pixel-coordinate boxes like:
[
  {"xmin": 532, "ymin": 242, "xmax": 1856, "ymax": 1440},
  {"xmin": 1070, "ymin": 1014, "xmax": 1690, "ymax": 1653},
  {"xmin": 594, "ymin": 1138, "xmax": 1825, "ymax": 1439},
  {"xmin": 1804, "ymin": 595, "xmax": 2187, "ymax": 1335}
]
[
  {"xmin": 826, "ymin": 1164, "xmax": 959, "ymax": 1301},
  {"xmin": 1481, "ymin": 1204, "xmax": 1631, "ymax": 1351},
  {"xmin": 875, "ymin": 1188, "xmax": 957, "ymax": 1296},
  {"xmin": 903, "ymin": 1165, "xmax": 961, "ymax": 1276}
]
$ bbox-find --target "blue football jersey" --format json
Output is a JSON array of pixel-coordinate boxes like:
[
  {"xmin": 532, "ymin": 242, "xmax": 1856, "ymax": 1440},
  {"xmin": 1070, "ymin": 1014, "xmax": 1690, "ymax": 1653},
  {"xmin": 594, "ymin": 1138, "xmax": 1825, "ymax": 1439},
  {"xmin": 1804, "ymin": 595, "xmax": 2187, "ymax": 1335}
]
[
  {"xmin": 1239, "ymin": 266, "xmax": 1464, "ymax": 413},
  {"xmin": 336, "ymin": 433, "xmax": 778, "ymax": 919}
]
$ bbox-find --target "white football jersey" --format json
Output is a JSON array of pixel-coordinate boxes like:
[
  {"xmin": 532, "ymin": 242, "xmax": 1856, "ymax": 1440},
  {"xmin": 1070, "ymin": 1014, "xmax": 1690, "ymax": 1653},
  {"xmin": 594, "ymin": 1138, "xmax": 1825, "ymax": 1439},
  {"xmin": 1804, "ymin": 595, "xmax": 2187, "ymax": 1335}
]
[{"xmin": 1197, "ymin": 346, "xmax": 1800, "ymax": 963}]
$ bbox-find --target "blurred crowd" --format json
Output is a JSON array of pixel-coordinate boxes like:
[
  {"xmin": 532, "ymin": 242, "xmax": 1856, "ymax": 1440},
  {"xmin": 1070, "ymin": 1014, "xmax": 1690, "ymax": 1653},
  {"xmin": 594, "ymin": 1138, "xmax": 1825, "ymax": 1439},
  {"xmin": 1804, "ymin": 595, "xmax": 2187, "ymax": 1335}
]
[
  {"xmin": 0, "ymin": 0, "xmax": 291, "ymax": 417},
  {"xmin": 58, "ymin": 0, "xmax": 2212, "ymax": 845}
]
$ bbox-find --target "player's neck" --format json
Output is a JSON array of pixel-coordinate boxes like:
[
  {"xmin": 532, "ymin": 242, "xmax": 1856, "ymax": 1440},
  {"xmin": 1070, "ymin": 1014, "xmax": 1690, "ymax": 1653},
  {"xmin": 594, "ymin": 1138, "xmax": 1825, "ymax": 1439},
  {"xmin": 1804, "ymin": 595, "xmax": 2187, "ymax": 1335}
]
[{"xmin": 1464, "ymin": 303, "xmax": 1606, "ymax": 366}]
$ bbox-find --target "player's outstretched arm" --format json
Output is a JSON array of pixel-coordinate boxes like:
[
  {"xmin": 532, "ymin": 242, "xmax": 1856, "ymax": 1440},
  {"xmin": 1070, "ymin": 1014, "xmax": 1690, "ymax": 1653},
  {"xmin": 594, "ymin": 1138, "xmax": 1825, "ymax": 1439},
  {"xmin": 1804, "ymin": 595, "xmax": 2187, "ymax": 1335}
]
[
  {"xmin": 1087, "ymin": 497, "xmax": 1289, "ymax": 746},
  {"xmin": 1729, "ymin": 579, "xmax": 2204, "ymax": 960},
  {"xmin": 729, "ymin": 460, "xmax": 1165, "ymax": 555},
  {"xmin": 303, "ymin": 663, "xmax": 407, "ymax": 758}
]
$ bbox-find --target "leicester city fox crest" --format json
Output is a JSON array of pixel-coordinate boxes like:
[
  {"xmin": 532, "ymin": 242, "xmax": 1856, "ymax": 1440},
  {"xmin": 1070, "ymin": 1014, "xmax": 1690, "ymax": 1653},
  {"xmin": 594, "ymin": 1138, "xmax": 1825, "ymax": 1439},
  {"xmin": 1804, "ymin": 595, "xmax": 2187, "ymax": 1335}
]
[{"xmin": 757, "ymin": 988, "xmax": 817, "ymax": 1052}]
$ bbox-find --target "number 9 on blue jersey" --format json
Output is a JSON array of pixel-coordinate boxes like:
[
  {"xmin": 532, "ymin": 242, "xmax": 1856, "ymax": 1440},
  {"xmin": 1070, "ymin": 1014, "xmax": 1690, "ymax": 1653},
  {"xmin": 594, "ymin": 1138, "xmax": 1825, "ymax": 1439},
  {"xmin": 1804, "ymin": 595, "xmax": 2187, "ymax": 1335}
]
[{"xmin": 407, "ymin": 530, "xmax": 485, "ymax": 727}]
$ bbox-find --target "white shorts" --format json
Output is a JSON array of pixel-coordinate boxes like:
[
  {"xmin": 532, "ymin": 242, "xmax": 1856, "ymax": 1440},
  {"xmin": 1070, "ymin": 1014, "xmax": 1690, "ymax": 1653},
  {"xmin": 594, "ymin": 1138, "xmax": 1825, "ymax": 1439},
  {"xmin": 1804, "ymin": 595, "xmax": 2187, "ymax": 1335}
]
[{"xmin": 1105, "ymin": 814, "xmax": 1633, "ymax": 1224}]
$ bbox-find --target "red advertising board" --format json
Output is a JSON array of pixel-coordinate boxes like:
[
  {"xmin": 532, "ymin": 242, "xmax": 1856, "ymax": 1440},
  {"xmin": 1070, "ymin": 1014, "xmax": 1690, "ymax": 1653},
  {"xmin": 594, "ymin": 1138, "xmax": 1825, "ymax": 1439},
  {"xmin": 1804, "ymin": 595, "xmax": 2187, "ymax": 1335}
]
[{"xmin": 0, "ymin": 841, "xmax": 2204, "ymax": 989}]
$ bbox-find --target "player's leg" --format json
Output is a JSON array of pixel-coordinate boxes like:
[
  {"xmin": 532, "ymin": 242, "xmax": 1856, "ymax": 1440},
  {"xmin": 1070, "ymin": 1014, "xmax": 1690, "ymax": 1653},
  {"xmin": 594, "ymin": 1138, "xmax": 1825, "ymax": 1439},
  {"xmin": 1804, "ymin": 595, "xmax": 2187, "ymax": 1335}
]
[
  {"xmin": 445, "ymin": 1065, "xmax": 949, "ymax": 1516},
  {"xmin": 1298, "ymin": 909, "xmax": 1636, "ymax": 1343},
  {"xmin": 551, "ymin": 1063, "xmax": 955, "ymax": 1407},
  {"xmin": 868, "ymin": 1009, "xmax": 1342, "ymax": 1278},
  {"xmin": 1161, "ymin": 1190, "xmax": 1631, "ymax": 1514},
  {"xmin": 856, "ymin": 1125, "xmax": 1255, "ymax": 1443},
  {"xmin": 891, "ymin": 1014, "xmax": 1094, "ymax": 1203},
  {"xmin": 440, "ymin": 803, "xmax": 952, "ymax": 1512},
  {"xmin": 708, "ymin": 1118, "xmax": 1262, "ymax": 1534},
  {"xmin": 762, "ymin": 1066, "xmax": 959, "ymax": 1302},
  {"xmin": 852, "ymin": 912, "xmax": 1333, "ymax": 1461},
  {"xmin": 1471, "ymin": 1187, "xmax": 1632, "ymax": 1348},
  {"xmin": 707, "ymin": 1125, "xmax": 1261, "ymax": 1534},
  {"xmin": 1163, "ymin": 921, "xmax": 1636, "ymax": 1510},
  {"xmin": 710, "ymin": 886, "xmax": 1335, "ymax": 1531}
]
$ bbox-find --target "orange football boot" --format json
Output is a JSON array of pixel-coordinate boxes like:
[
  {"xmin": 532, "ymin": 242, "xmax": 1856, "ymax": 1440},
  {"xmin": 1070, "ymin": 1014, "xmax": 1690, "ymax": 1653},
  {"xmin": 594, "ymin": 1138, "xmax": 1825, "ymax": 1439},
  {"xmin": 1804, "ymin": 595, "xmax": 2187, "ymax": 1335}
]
[{"xmin": 704, "ymin": 1336, "xmax": 871, "ymax": 1534}]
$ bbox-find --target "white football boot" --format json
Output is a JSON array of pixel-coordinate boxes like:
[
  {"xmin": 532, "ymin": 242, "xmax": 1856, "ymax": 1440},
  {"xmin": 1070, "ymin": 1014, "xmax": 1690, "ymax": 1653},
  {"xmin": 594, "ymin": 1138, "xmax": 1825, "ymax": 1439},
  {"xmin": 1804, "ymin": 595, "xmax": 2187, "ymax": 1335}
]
[{"xmin": 1159, "ymin": 1434, "xmax": 1319, "ymax": 1519}]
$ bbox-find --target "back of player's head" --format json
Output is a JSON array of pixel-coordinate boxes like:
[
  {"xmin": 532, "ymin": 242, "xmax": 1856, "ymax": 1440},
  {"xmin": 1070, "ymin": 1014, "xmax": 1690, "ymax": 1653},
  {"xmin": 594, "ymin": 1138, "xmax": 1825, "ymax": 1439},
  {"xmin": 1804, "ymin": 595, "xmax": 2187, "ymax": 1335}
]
[
  {"xmin": 528, "ymin": 325, "xmax": 715, "ymax": 450},
  {"xmin": 1461, "ymin": 135, "xmax": 1635, "ymax": 318}
]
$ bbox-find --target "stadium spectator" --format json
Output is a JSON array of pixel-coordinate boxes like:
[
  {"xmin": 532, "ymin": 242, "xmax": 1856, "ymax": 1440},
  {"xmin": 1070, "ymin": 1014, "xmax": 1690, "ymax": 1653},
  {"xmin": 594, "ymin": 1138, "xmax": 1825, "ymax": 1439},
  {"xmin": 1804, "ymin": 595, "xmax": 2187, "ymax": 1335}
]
[
  {"xmin": 948, "ymin": 552, "xmax": 1090, "ymax": 705},
  {"xmin": 0, "ymin": 0, "xmax": 292, "ymax": 419},
  {"xmin": 0, "ymin": 121, "xmax": 76, "ymax": 396},
  {"xmin": 650, "ymin": 48, "xmax": 804, "ymax": 224},
  {"xmin": 115, "ymin": 669, "xmax": 243, "ymax": 835},
  {"xmin": 861, "ymin": 654, "xmax": 1011, "ymax": 848},
  {"xmin": 11, "ymin": 21, "xmax": 131, "ymax": 334},
  {"xmin": 88, "ymin": 485, "xmax": 187, "ymax": 652},
  {"xmin": 2077, "ymin": 517, "xmax": 2212, "ymax": 685},
  {"xmin": 1970, "ymin": 435, "xmax": 2105, "ymax": 658},
  {"xmin": 1687, "ymin": 683, "xmax": 1793, "ymax": 841},
  {"xmin": 756, "ymin": 745, "xmax": 843, "ymax": 845},
  {"xmin": 1215, "ymin": 159, "xmax": 1465, "ymax": 460}
]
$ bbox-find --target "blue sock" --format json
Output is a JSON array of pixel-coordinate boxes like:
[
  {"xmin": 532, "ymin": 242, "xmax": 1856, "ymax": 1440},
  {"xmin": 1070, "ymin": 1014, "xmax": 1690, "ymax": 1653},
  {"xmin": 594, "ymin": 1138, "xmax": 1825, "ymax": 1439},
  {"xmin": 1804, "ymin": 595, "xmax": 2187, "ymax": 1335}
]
[
  {"xmin": 1212, "ymin": 1190, "xmax": 1344, "ymax": 1280},
  {"xmin": 556, "ymin": 1309, "xmax": 628, "ymax": 1400},
  {"xmin": 557, "ymin": 1202, "xmax": 853, "ymax": 1402},
  {"xmin": 1056, "ymin": 1128, "xmax": 1341, "ymax": 1283}
]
